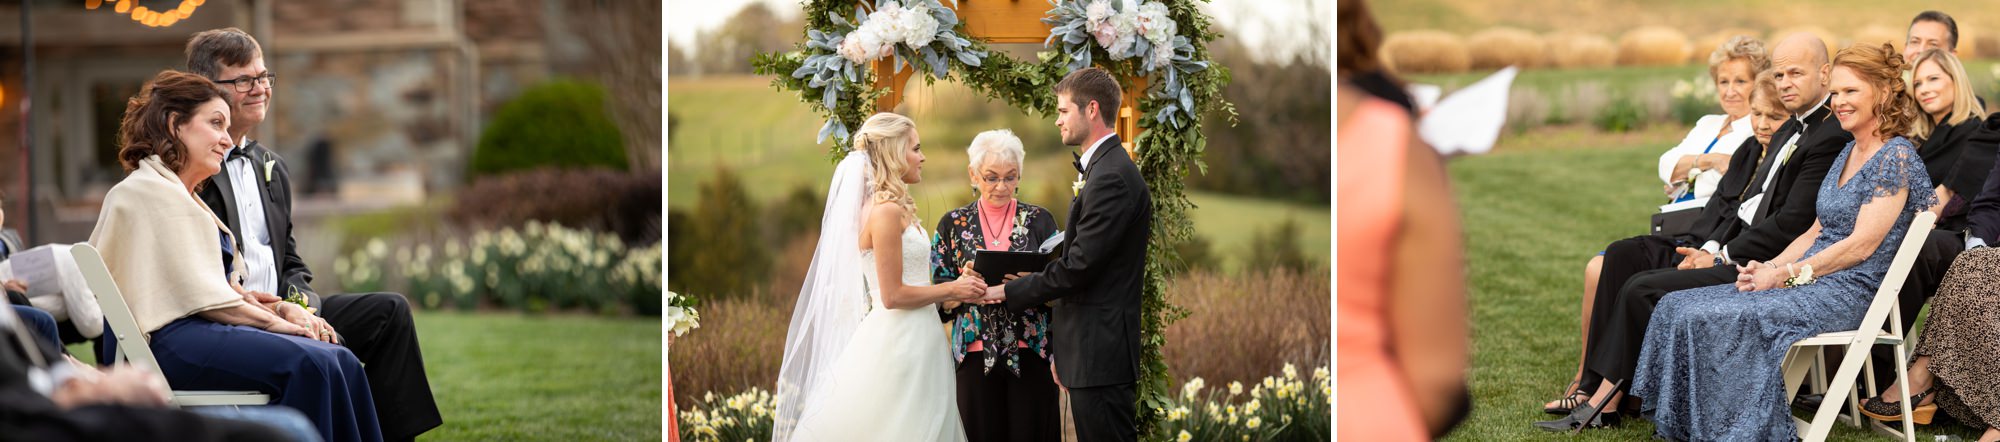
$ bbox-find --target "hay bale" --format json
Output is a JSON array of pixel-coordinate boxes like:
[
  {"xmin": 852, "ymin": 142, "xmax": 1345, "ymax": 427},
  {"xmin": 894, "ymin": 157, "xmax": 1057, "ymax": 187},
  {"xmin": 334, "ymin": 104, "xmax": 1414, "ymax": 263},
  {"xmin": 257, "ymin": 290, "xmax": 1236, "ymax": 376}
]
[
  {"xmin": 1381, "ymin": 30, "xmax": 1470, "ymax": 74},
  {"xmin": 1544, "ymin": 31, "xmax": 1617, "ymax": 69},
  {"xmin": 1618, "ymin": 26, "xmax": 1692, "ymax": 66},
  {"xmin": 1960, "ymin": 27, "xmax": 1984, "ymax": 59},
  {"xmin": 1848, "ymin": 25, "xmax": 1903, "ymax": 52},
  {"xmin": 1769, "ymin": 26, "xmax": 1838, "ymax": 62},
  {"xmin": 1692, "ymin": 29, "xmax": 1762, "ymax": 64},
  {"xmin": 1467, "ymin": 27, "xmax": 1545, "ymax": 69}
]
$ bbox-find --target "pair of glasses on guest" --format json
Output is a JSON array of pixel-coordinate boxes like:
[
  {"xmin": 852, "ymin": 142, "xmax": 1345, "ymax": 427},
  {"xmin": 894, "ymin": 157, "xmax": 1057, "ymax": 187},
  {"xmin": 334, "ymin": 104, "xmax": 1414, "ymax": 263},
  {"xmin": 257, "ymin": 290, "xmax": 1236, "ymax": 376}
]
[
  {"xmin": 213, "ymin": 73, "xmax": 276, "ymax": 93},
  {"xmin": 981, "ymin": 175, "xmax": 1020, "ymax": 184}
]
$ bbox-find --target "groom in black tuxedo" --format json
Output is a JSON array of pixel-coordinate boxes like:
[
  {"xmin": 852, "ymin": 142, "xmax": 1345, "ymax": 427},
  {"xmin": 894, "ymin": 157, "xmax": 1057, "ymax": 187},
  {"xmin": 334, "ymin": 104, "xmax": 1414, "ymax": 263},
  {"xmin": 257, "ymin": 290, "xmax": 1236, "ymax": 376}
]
[
  {"xmin": 985, "ymin": 67, "xmax": 1151, "ymax": 442},
  {"xmin": 184, "ymin": 28, "xmax": 441, "ymax": 441}
]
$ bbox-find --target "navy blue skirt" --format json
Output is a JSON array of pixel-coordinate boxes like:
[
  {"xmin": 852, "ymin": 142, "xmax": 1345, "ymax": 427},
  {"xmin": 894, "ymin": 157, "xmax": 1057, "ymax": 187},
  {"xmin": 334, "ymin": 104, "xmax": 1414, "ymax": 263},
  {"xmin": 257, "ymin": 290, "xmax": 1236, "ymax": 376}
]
[{"xmin": 151, "ymin": 316, "xmax": 383, "ymax": 442}]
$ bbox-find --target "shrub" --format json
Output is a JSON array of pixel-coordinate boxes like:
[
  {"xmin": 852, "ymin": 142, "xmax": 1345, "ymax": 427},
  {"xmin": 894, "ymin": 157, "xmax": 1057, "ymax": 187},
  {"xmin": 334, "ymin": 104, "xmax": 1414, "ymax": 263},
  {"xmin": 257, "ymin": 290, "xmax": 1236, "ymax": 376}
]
[
  {"xmin": 764, "ymin": 185, "xmax": 824, "ymax": 247},
  {"xmin": 1594, "ymin": 95, "xmax": 1646, "ymax": 132},
  {"xmin": 469, "ymin": 78, "xmax": 628, "ymax": 177},
  {"xmin": 1669, "ymin": 74, "xmax": 1720, "ymax": 126},
  {"xmin": 448, "ymin": 167, "xmax": 661, "ymax": 246},
  {"xmin": 1543, "ymin": 31, "xmax": 1615, "ymax": 69},
  {"xmin": 1244, "ymin": 218, "xmax": 1316, "ymax": 274},
  {"xmin": 1467, "ymin": 27, "xmax": 1544, "ymax": 70},
  {"xmin": 1168, "ymin": 233, "xmax": 1218, "ymax": 275},
  {"xmin": 668, "ymin": 285, "xmax": 790, "ymax": 407},
  {"xmin": 1164, "ymin": 268, "xmax": 1329, "ymax": 389},
  {"xmin": 1617, "ymin": 26, "xmax": 1691, "ymax": 66},
  {"xmin": 1381, "ymin": 30, "xmax": 1470, "ymax": 74},
  {"xmin": 667, "ymin": 168, "xmax": 771, "ymax": 300}
]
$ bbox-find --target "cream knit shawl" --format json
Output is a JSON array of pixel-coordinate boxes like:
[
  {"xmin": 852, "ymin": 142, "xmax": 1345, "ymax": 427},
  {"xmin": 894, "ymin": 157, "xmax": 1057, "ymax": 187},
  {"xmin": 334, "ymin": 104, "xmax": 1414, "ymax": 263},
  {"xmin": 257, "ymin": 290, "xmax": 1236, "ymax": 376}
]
[{"xmin": 88, "ymin": 155, "xmax": 246, "ymax": 334}]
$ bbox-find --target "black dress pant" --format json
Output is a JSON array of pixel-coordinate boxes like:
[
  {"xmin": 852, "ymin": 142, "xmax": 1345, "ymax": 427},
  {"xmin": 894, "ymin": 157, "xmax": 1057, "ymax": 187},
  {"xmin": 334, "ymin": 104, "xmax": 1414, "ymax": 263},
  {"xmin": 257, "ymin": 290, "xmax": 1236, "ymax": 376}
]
[
  {"xmin": 1576, "ymin": 235, "xmax": 1680, "ymax": 393},
  {"xmin": 1067, "ymin": 382, "xmax": 1136, "ymax": 442},
  {"xmin": 1583, "ymin": 264, "xmax": 1739, "ymax": 403},
  {"xmin": 956, "ymin": 351, "xmax": 1061, "ymax": 442},
  {"xmin": 323, "ymin": 292, "xmax": 442, "ymax": 442}
]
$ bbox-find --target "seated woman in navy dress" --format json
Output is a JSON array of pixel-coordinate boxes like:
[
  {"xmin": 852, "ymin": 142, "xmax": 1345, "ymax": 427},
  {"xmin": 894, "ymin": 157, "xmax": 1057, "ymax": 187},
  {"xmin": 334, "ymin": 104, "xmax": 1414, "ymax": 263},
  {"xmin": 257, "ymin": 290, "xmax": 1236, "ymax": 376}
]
[
  {"xmin": 1628, "ymin": 42, "xmax": 1939, "ymax": 441},
  {"xmin": 89, "ymin": 70, "xmax": 382, "ymax": 442}
]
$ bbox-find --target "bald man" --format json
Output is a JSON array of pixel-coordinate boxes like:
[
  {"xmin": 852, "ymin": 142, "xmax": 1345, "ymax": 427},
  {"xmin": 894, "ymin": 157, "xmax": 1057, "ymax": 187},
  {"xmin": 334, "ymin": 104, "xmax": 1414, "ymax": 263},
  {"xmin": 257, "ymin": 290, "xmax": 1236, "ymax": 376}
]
[{"xmin": 1537, "ymin": 33, "xmax": 1854, "ymax": 431}]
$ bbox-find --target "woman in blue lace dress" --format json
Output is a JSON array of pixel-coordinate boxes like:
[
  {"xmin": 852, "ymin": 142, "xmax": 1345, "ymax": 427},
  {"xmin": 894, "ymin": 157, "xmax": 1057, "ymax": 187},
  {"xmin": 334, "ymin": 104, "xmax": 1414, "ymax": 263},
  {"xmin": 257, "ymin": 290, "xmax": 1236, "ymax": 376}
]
[{"xmin": 1629, "ymin": 42, "xmax": 1938, "ymax": 441}]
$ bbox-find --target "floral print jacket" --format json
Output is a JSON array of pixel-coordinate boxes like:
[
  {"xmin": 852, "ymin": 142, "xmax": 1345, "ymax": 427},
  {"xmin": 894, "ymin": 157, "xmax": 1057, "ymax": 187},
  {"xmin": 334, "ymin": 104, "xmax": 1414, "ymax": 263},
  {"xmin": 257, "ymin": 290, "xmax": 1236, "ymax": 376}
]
[{"xmin": 931, "ymin": 200, "xmax": 1059, "ymax": 375}]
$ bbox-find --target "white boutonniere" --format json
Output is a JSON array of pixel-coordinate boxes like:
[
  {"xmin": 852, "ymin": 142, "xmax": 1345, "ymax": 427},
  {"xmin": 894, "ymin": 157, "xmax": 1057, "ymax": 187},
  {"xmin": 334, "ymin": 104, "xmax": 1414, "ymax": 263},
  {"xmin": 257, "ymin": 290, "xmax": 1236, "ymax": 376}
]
[
  {"xmin": 1072, "ymin": 179, "xmax": 1086, "ymax": 196},
  {"xmin": 263, "ymin": 160, "xmax": 276, "ymax": 183}
]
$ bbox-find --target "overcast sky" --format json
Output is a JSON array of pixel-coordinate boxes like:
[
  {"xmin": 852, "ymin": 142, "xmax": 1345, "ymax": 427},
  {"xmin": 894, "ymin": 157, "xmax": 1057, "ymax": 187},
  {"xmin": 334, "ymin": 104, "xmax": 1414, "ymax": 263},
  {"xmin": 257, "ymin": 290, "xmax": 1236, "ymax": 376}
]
[{"xmin": 666, "ymin": 0, "xmax": 1329, "ymax": 63}]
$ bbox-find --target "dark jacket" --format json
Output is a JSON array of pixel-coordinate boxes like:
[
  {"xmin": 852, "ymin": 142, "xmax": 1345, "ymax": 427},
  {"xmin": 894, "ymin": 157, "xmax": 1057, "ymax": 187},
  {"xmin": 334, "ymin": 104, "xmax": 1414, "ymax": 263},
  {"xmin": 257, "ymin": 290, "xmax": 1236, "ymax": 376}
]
[
  {"xmin": 195, "ymin": 140, "xmax": 320, "ymax": 308},
  {"xmin": 1003, "ymin": 135, "xmax": 1152, "ymax": 389},
  {"xmin": 1688, "ymin": 97, "xmax": 1852, "ymax": 262}
]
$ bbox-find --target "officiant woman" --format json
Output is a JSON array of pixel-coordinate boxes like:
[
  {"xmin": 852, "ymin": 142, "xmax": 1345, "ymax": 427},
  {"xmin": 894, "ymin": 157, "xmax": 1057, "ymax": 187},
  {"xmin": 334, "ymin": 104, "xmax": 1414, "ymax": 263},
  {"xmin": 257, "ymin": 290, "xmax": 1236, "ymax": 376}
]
[{"xmin": 930, "ymin": 129, "xmax": 1062, "ymax": 442}]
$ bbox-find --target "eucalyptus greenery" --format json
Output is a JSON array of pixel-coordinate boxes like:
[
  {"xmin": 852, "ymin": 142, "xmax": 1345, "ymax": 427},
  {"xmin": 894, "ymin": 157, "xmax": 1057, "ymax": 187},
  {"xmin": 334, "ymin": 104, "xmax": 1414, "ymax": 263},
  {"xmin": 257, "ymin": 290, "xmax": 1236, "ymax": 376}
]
[{"xmin": 751, "ymin": 0, "xmax": 1234, "ymax": 437}]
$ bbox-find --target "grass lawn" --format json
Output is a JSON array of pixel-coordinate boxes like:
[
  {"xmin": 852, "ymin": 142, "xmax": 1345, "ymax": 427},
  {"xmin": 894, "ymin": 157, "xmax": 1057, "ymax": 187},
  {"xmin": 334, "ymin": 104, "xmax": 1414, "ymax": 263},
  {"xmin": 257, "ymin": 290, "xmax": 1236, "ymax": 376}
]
[
  {"xmin": 71, "ymin": 311, "xmax": 662, "ymax": 441},
  {"xmin": 1444, "ymin": 132, "xmax": 1983, "ymax": 441}
]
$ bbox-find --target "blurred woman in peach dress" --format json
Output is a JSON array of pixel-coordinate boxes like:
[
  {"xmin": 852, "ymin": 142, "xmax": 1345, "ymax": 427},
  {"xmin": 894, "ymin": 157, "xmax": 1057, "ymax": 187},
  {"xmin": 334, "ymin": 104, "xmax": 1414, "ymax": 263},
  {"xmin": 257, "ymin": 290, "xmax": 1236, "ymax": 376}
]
[{"xmin": 1336, "ymin": 0, "xmax": 1470, "ymax": 440}]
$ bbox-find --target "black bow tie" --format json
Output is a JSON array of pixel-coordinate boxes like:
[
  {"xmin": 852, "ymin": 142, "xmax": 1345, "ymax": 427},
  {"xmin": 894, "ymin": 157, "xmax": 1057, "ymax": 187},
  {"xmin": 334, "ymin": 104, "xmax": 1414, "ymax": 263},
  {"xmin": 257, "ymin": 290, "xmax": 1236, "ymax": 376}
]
[
  {"xmin": 1072, "ymin": 152, "xmax": 1084, "ymax": 173},
  {"xmin": 227, "ymin": 147, "xmax": 253, "ymax": 162}
]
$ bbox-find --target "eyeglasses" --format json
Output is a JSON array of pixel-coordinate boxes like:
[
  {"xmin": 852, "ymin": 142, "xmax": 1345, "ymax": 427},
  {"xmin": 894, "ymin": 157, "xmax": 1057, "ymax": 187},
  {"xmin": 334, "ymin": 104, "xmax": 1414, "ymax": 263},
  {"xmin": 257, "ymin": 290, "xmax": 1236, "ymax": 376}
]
[
  {"xmin": 981, "ymin": 175, "xmax": 1020, "ymax": 185},
  {"xmin": 213, "ymin": 73, "xmax": 276, "ymax": 93}
]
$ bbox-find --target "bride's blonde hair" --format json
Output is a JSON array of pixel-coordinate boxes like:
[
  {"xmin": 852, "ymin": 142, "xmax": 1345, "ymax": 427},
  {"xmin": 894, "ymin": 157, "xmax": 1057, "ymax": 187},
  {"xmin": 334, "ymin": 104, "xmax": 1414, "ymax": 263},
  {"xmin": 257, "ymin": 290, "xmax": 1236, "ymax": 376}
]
[{"xmin": 853, "ymin": 112, "xmax": 919, "ymax": 224}]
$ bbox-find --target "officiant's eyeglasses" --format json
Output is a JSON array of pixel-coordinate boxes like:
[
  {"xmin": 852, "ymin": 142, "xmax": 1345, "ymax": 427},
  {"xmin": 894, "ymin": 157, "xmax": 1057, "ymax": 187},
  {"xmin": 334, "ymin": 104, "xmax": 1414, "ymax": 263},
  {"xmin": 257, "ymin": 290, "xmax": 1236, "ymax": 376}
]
[
  {"xmin": 981, "ymin": 175, "xmax": 1020, "ymax": 184},
  {"xmin": 213, "ymin": 73, "xmax": 276, "ymax": 93}
]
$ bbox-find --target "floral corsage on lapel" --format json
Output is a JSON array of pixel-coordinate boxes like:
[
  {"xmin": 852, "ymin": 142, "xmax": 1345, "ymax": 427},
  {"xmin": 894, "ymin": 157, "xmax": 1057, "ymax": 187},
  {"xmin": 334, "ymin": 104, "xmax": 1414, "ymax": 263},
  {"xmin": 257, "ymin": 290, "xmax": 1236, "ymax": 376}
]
[
  {"xmin": 1012, "ymin": 207, "xmax": 1031, "ymax": 239},
  {"xmin": 1072, "ymin": 178, "xmax": 1086, "ymax": 197}
]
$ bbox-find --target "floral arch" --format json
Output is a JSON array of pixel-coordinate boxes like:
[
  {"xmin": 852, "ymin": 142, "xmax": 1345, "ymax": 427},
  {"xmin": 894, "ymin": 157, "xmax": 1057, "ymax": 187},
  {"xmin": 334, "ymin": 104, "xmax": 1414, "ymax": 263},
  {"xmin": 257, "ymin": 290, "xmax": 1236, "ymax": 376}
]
[{"xmin": 752, "ymin": 0, "xmax": 1233, "ymax": 434}]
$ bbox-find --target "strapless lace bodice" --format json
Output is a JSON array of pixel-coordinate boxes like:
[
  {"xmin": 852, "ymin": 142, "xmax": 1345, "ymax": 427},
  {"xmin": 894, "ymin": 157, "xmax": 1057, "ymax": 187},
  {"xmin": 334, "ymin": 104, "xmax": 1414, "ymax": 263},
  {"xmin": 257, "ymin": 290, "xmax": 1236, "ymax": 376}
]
[{"xmin": 860, "ymin": 224, "xmax": 932, "ymax": 311}]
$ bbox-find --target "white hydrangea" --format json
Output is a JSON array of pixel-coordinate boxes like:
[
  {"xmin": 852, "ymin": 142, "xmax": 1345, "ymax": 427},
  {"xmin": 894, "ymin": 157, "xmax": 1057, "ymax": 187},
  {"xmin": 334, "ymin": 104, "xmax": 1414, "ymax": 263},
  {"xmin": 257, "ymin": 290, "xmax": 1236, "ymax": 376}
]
[
  {"xmin": 1135, "ymin": 2, "xmax": 1174, "ymax": 44},
  {"xmin": 1084, "ymin": 0, "xmax": 1114, "ymax": 32},
  {"xmin": 1151, "ymin": 40, "xmax": 1175, "ymax": 66},
  {"xmin": 1104, "ymin": 12, "xmax": 1139, "ymax": 57},
  {"xmin": 896, "ymin": 4, "xmax": 939, "ymax": 47}
]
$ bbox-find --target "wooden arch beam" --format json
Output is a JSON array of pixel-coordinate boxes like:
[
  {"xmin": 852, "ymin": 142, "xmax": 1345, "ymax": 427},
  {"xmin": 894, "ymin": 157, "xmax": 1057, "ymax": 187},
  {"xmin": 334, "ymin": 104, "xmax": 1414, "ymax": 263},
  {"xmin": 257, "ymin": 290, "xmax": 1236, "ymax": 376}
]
[{"xmin": 872, "ymin": 0, "xmax": 1147, "ymax": 158}]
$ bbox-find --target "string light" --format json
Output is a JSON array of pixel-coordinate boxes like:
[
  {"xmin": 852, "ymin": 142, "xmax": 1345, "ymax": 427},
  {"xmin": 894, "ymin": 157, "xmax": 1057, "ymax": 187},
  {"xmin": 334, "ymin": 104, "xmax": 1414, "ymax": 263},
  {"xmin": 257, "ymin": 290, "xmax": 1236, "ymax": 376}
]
[{"xmin": 84, "ymin": 0, "xmax": 203, "ymax": 28}]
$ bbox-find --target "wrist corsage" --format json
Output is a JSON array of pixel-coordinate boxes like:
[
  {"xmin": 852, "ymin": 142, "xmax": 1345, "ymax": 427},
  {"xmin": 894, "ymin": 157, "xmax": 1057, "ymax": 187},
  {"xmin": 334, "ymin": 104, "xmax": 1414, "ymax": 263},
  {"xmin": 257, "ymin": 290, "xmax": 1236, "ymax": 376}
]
[
  {"xmin": 284, "ymin": 286, "xmax": 317, "ymax": 315},
  {"xmin": 1783, "ymin": 263, "xmax": 1816, "ymax": 288}
]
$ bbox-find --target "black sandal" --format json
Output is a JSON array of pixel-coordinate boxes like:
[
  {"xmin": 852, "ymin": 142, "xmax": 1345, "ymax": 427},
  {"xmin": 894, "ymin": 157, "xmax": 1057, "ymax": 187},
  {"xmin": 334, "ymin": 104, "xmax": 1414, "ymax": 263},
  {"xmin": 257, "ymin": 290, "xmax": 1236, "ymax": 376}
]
[
  {"xmin": 1543, "ymin": 380, "xmax": 1589, "ymax": 415},
  {"xmin": 1860, "ymin": 388, "xmax": 1938, "ymax": 424},
  {"xmin": 1534, "ymin": 380, "xmax": 1625, "ymax": 433}
]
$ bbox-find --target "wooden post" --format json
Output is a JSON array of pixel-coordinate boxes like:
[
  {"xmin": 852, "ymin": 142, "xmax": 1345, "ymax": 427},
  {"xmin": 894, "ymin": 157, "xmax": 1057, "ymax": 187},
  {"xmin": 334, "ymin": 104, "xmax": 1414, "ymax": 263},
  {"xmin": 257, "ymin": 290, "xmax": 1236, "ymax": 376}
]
[
  {"xmin": 1118, "ymin": 75, "xmax": 1147, "ymax": 159},
  {"xmin": 872, "ymin": 57, "xmax": 919, "ymax": 112}
]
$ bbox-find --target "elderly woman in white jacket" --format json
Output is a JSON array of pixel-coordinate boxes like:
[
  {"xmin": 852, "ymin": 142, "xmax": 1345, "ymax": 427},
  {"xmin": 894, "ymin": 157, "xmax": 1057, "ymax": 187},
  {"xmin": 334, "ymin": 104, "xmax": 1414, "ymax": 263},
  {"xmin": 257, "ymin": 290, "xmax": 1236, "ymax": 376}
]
[{"xmin": 1659, "ymin": 36, "xmax": 1770, "ymax": 204}]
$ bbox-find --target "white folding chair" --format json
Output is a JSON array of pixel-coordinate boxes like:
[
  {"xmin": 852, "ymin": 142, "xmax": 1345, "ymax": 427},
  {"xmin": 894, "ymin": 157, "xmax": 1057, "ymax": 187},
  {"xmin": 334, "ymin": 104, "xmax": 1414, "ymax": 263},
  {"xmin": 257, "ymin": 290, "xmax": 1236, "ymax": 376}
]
[
  {"xmin": 1782, "ymin": 211, "xmax": 1935, "ymax": 442},
  {"xmin": 70, "ymin": 243, "xmax": 271, "ymax": 408}
]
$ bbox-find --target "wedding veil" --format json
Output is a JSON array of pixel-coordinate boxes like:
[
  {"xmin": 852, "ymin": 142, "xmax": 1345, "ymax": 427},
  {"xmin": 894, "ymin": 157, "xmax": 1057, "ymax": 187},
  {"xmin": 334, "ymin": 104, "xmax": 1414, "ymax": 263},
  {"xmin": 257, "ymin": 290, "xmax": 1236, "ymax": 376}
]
[{"xmin": 772, "ymin": 150, "xmax": 874, "ymax": 440}]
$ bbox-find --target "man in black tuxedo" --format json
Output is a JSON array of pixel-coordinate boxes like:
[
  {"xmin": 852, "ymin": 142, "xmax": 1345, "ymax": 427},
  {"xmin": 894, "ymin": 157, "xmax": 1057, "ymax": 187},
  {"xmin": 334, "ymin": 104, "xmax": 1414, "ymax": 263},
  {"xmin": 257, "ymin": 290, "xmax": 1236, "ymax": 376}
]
[
  {"xmin": 983, "ymin": 67, "xmax": 1151, "ymax": 442},
  {"xmin": 1545, "ymin": 33, "xmax": 1852, "ymax": 427},
  {"xmin": 184, "ymin": 28, "xmax": 441, "ymax": 441}
]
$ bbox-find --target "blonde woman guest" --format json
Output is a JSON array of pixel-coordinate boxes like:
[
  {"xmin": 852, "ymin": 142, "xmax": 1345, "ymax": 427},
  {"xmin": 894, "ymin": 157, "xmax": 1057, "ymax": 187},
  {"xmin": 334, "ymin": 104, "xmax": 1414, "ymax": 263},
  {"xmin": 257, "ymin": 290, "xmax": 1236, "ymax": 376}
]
[
  {"xmin": 1658, "ymin": 36, "xmax": 1771, "ymax": 204},
  {"xmin": 94, "ymin": 70, "xmax": 380, "ymax": 442},
  {"xmin": 1628, "ymin": 42, "xmax": 1937, "ymax": 441},
  {"xmin": 930, "ymin": 129, "xmax": 1062, "ymax": 442},
  {"xmin": 776, "ymin": 112, "xmax": 988, "ymax": 441}
]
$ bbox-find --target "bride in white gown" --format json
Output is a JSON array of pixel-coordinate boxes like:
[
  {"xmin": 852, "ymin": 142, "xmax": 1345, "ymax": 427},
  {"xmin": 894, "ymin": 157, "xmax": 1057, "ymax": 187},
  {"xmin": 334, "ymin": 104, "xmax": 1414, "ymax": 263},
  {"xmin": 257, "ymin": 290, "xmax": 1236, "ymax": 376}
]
[{"xmin": 775, "ymin": 112, "xmax": 992, "ymax": 441}]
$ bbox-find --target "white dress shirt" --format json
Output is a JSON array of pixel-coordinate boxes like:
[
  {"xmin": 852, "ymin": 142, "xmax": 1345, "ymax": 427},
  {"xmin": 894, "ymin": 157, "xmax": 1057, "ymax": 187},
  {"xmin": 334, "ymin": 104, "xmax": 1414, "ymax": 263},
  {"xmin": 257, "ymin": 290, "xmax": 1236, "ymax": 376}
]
[
  {"xmin": 1077, "ymin": 132, "xmax": 1117, "ymax": 180},
  {"xmin": 227, "ymin": 139, "xmax": 280, "ymax": 295},
  {"xmin": 1703, "ymin": 98, "xmax": 1827, "ymax": 257}
]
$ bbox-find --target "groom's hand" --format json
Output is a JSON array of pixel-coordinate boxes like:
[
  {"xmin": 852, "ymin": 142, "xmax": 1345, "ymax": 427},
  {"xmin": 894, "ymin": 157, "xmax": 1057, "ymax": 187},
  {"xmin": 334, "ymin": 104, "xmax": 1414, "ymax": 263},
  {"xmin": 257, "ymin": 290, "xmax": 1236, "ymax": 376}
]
[
  {"xmin": 1002, "ymin": 272, "xmax": 1031, "ymax": 282},
  {"xmin": 971, "ymin": 284, "xmax": 1006, "ymax": 304}
]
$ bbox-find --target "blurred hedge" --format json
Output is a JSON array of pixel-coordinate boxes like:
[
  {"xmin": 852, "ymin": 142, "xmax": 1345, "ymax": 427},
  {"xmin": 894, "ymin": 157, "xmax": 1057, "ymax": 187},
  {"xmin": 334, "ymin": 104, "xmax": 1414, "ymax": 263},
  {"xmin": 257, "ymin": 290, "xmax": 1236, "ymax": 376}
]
[
  {"xmin": 449, "ymin": 167, "xmax": 662, "ymax": 246},
  {"xmin": 470, "ymin": 78, "xmax": 629, "ymax": 177}
]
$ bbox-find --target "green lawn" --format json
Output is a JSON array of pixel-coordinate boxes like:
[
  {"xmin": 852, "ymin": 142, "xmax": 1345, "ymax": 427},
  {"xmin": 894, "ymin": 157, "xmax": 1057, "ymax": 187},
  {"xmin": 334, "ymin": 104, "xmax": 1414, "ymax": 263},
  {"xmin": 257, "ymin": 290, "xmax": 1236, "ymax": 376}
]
[
  {"xmin": 1445, "ymin": 135, "xmax": 1981, "ymax": 440},
  {"xmin": 71, "ymin": 311, "xmax": 662, "ymax": 441},
  {"xmin": 669, "ymin": 75, "xmax": 1330, "ymax": 272}
]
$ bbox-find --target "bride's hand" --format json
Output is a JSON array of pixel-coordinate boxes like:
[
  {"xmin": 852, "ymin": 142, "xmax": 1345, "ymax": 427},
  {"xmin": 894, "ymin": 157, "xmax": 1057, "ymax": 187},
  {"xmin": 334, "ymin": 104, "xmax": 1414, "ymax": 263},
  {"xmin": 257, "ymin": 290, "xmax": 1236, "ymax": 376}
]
[{"xmin": 950, "ymin": 275, "xmax": 987, "ymax": 301}]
